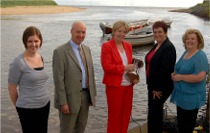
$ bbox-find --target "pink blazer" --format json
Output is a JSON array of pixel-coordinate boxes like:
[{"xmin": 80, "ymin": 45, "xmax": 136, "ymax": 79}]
[{"xmin": 101, "ymin": 39, "xmax": 133, "ymax": 87}]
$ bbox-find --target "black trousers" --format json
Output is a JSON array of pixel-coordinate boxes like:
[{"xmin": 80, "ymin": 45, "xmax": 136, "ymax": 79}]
[
  {"xmin": 147, "ymin": 88, "xmax": 172, "ymax": 133},
  {"xmin": 177, "ymin": 106, "xmax": 198, "ymax": 133},
  {"xmin": 16, "ymin": 101, "xmax": 50, "ymax": 133}
]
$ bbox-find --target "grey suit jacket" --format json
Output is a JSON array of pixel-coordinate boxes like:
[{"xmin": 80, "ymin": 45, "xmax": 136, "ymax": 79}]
[{"xmin": 52, "ymin": 41, "xmax": 96, "ymax": 114}]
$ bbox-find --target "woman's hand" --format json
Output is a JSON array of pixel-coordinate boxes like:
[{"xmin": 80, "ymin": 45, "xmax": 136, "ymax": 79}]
[
  {"xmin": 133, "ymin": 79, "xmax": 140, "ymax": 84},
  {"xmin": 171, "ymin": 72, "xmax": 181, "ymax": 82},
  {"xmin": 152, "ymin": 90, "xmax": 162, "ymax": 99},
  {"xmin": 125, "ymin": 64, "xmax": 135, "ymax": 71},
  {"xmin": 8, "ymin": 83, "xmax": 18, "ymax": 106},
  {"xmin": 171, "ymin": 71, "xmax": 206, "ymax": 83}
]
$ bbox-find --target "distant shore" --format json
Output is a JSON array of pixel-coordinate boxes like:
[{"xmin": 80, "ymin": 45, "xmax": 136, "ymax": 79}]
[
  {"xmin": 169, "ymin": 1, "xmax": 210, "ymax": 19},
  {"xmin": 0, "ymin": 5, "xmax": 86, "ymax": 15}
]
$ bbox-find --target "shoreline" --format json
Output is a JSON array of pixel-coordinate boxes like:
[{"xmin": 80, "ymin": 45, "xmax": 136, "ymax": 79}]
[
  {"xmin": 169, "ymin": 1, "xmax": 210, "ymax": 19},
  {"xmin": 1, "ymin": 5, "xmax": 209, "ymax": 133},
  {"xmin": 0, "ymin": 5, "xmax": 86, "ymax": 15}
]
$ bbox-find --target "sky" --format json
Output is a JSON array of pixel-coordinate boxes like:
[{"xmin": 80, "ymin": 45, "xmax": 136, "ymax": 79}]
[{"xmin": 54, "ymin": 0, "xmax": 204, "ymax": 7}]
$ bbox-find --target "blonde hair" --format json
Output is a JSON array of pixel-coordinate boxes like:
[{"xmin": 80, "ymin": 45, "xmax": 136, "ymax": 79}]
[
  {"xmin": 182, "ymin": 29, "xmax": 204, "ymax": 50},
  {"xmin": 112, "ymin": 20, "xmax": 130, "ymax": 36}
]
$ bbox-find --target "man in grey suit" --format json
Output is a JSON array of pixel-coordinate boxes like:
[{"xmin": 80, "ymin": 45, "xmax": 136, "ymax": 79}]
[{"xmin": 52, "ymin": 21, "xmax": 96, "ymax": 133}]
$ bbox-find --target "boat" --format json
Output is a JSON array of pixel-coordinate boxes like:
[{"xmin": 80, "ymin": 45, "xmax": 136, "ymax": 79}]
[
  {"xmin": 124, "ymin": 25, "xmax": 154, "ymax": 47},
  {"xmin": 147, "ymin": 16, "xmax": 173, "ymax": 27},
  {"xmin": 99, "ymin": 19, "xmax": 148, "ymax": 36},
  {"xmin": 99, "ymin": 22, "xmax": 112, "ymax": 35},
  {"xmin": 106, "ymin": 25, "xmax": 154, "ymax": 47}
]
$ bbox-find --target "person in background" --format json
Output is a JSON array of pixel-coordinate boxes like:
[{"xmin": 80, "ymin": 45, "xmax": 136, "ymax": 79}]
[
  {"xmin": 145, "ymin": 21, "xmax": 176, "ymax": 133},
  {"xmin": 8, "ymin": 26, "xmax": 50, "ymax": 133},
  {"xmin": 52, "ymin": 21, "xmax": 96, "ymax": 133},
  {"xmin": 101, "ymin": 20, "xmax": 139, "ymax": 133},
  {"xmin": 170, "ymin": 29, "xmax": 209, "ymax": 133}
]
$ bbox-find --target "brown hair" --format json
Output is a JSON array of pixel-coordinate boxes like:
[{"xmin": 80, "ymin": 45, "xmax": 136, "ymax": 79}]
[
  {"xmin": 182, "ymin": 29, "xmax": 204, "ymax": 49},
  {"xmin": 22, "ymin": 26, "xmax": 43, "ymax": 48},
  {"xmin": 112, "ymin": 20, "xmax": 130, "ymax": 36},
  {"xmin": 152, "ymin": 21, "xmax": 168, "ymax": 33}
]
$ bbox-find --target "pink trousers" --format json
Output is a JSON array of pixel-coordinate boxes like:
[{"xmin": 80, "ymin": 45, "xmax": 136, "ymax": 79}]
[{"xmin": 106, "ymin": 85, "xmax": 133, "ymax": 133}]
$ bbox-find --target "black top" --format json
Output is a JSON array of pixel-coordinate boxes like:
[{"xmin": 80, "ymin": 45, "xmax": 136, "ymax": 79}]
[
  {"xmin": 145, "ymin": 37, "xmax": 176, "ymax": 93},
  {"xmin": 34, "ymin": 67, "xmax": 44, "ymax": 71}
]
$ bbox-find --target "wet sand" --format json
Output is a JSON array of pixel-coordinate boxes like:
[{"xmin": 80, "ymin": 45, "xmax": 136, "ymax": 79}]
[{"xmin": 1, "ymin": 5, "xmax": 86, "ymax": 15}]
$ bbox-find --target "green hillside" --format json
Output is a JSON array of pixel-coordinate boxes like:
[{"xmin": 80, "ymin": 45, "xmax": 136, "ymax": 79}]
[
  {"xmin": 1, "ymin": 0, "xmax": 57, "ymax": 7},
  {"xmin": 190, "ymin": 1, "xmax": 210, "ymax": 19},
  {"xmin": 170, "ymin": 1, "xmax": 210, "ymax": 19}
]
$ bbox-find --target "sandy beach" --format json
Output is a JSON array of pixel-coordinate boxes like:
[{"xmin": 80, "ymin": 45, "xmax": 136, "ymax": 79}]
[{"xmin": 0, "ymin": 5, "xmax": 86, "ymax": 15}]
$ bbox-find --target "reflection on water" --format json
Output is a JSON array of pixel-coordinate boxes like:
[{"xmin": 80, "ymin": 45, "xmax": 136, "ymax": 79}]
[{"xmin": 1, "ymin": 6, "xmax": 210, "ymax": 133}]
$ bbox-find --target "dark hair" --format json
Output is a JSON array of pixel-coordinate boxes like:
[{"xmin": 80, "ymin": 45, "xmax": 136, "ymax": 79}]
[
  {"xmin": 182, "ymin": 29, "xmax": 204, "ymax": 50},
  {"xmin": 22, "ymin": 26, "xmax": 43, "ymax": 48},
  {"xmin": 152, "ymin": 21, "xmax": 168, "ymax": 33}
]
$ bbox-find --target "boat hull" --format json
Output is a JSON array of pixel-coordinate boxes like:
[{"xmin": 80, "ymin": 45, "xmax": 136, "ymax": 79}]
[
  {"xmin": 125, "ymin": 26, "xmax": 155, "ymax": 46},
  {"xmin": 147, "ymin": 17, "xmax": 173, "ymax": 27},
  {"xmin": 125, "ymin": 33, "xmax": 154, "ymax": 46},
  {"xmin": 99, "ymin": 19, "xmax": 148, "ymax": 35}
]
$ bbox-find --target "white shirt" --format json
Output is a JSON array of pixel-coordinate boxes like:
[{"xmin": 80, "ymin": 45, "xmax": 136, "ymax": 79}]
[
  {"xmin": 70, "ymin": 40, "xmax": 87, "ymax": 88},
  {"xmin": 118, "ymin": 50, "xmax": 131, "ymax": 86}
]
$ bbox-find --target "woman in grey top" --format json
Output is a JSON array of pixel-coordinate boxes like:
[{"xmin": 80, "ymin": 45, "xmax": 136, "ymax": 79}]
[{"xmin": 8, "ymin": 26, "xmax": 50, "ymax": 133}]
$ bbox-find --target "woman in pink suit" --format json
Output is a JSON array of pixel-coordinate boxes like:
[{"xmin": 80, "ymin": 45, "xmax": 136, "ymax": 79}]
[{"xmin": 101, "ymin": 20, "xmax": 138, "ymax": 133}]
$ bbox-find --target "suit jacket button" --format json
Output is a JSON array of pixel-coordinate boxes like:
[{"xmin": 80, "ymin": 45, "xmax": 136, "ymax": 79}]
[{"xmin": 80, "ymin": 80, "xmax": 82, "ymax": 82}]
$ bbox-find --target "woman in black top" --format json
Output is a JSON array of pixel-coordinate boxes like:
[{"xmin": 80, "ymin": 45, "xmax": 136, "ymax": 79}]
[{"xmin": 145, "ymin": 21, "xmax": 176, "ymax": 133}]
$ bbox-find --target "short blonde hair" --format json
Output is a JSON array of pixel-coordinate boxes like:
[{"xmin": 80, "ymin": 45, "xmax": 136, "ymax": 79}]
[
  {"xmin": 182, "ymin": 29, "xmax": 204, "ymax": 50},
  {"xmin": 112, "ymin": 20, "xmax": 130, "ymax": 36}
]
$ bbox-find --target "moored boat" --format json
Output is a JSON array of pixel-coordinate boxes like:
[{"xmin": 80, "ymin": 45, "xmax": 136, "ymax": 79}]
[
  {"xmin": 125, "ymin": 26, "xmax": 154, "ymax": 47},
  {"xmin": 106, "ymin": 25, "xmax": 154, "ymax": 47},
  {"xmin": 147, "ymin": 16, "xmax": 173, "ymax": 27},
  {"xmin": 99, "ymin": 19, "xmax": 148, "ymax": 36}
]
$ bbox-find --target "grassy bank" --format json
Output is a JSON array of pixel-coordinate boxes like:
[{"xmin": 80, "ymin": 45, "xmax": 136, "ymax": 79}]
[
  {"xmin": 169, "ymin": 1, "xmax": 210, "ymax": 19},
  {"xmin": 1, "ymin": 0, "xmax": 57, "ymax": 7}
]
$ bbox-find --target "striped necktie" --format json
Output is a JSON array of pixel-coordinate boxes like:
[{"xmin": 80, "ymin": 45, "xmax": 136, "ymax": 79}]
[{"xmin": 78, "ymin": 46, "xmax": 89, "ymax": 88}]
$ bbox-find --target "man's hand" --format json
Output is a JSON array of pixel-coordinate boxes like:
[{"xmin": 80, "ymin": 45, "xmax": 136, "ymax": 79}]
[{"xmin": 61, "ymin": 104, "xmax": 70, "ymax": 114}]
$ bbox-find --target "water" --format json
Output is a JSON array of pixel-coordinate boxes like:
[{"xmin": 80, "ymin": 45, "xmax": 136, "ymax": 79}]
[{"xmin": 1, "ymin": 6, "xmax": 210, "ymax": 133}]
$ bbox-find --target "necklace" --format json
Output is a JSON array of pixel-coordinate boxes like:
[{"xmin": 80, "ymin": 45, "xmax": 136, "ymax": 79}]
[{"xmin": 183, "ymin": 49, "xmax": 198, "ymax": 59}]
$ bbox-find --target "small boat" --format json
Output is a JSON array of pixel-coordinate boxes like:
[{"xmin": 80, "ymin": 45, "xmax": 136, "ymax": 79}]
[
  {"xmin": 147, "ymin": 16, "xmax": 173, "ymax": 27},
  {"xmin": 99, "ymin": 22, "xmax": 112, "ymax": 35},
  {"xmin": 125, "ymin": 25, "xmax": 154, "ymax": 47},
  {"xmin": 99, "ymin": 19, "xmax": 148, "ymax": 36},
  {"xmin": 106, "ymin": 25, "xmax": 154, "ymax": 47}
]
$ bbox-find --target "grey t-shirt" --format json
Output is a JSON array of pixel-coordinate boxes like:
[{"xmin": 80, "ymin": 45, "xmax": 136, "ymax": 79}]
[{"xmin": 8, "ymin": 53, "xmax": 50, "ymax": 108}]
